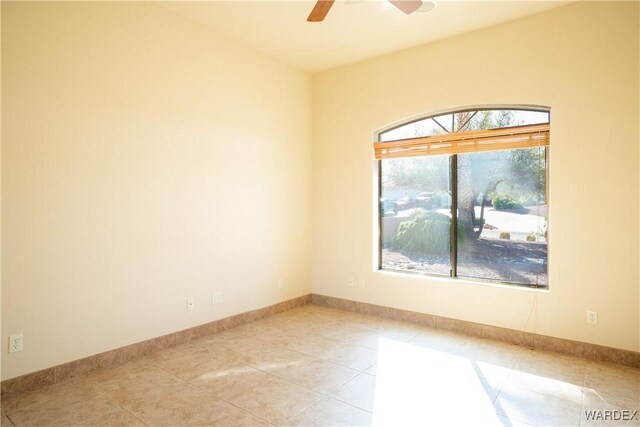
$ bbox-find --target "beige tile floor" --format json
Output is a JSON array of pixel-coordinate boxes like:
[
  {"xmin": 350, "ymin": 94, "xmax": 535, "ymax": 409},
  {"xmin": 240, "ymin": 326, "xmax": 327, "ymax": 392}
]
[{"xmin": 1, "ymin": 305, "xmax": 639, "ymax": 426}]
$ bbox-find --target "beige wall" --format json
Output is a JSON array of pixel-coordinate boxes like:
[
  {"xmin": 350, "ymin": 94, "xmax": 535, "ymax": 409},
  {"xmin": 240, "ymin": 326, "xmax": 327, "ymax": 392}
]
[
  {"xmin": 313, "ymin": 2, "xmax": 639, "ymax": 351},
  {"xmin": 1, "ymin": 2, "xmax": 312, "ymax": 380},
  {"xmin": 2, "ymin": 0, "xmax": 638, "ymax": 382}
]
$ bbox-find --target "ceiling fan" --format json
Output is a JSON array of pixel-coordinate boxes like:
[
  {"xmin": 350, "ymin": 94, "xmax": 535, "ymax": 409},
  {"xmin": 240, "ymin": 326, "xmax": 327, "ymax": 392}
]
[{"xmin": 307, "ymin": 0, "xmax": 424, "ymax": 22}]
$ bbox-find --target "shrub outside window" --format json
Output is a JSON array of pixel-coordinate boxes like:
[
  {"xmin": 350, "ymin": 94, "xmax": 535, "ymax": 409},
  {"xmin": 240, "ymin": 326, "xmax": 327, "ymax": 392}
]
[{"xmin": 377, "ymin": 108, "xmax": 549, "ymax": 288}]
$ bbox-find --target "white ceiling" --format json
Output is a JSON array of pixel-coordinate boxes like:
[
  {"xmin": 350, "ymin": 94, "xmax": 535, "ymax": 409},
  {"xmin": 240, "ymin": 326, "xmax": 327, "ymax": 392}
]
[{"xmin": 158, "ymin": 1, "xmax": 571, "ymax": 72}]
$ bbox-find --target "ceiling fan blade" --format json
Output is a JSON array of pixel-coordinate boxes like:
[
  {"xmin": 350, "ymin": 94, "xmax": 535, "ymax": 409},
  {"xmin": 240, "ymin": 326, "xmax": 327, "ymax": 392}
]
[
  {"xmin": 388, "ymin": 0, "xmax": 423, "ymax": 14},
  {"xmin": 307, "ymin": 0, "xmax": 335, "ymax": 22}
]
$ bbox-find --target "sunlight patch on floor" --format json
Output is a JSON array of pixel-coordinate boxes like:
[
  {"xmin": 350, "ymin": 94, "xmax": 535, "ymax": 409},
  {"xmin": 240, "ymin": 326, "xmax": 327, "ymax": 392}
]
[{"xmin": 371, "ymin": 338, "xmax": 503, "ymax": 426}]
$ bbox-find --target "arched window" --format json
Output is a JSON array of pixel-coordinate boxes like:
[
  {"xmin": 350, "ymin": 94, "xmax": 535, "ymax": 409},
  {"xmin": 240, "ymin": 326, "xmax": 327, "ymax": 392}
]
[{"xmin": 377, "ymin": 107, "xmax": 549, "ymax": 288}]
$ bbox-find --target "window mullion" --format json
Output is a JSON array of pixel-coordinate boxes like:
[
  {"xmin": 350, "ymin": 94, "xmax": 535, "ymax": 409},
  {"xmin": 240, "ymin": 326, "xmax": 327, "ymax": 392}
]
[
  {"xmin": 450, "ymin": 154, "xmax": 458, "ymax": 278},
  {"xmin": 378, "ymin": 160, "xmax": 383, "ymax": 270}
]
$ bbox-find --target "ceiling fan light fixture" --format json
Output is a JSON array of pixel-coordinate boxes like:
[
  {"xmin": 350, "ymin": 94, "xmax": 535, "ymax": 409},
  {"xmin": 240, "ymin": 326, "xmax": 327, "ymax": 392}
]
[
  {"xmin": 416, "ymin": 0, "xmax": 437, "ymax": 13},
  {"xmin": 307, "ymin": 0, "xmax": 432, "ymax": 21},
  {"xmin": 389, "ymin": 0, "xmax": 423, "ymax": 15},
  {"xmin": 307, "ymin": 0, "xmax": 335, "ymax": 22}
]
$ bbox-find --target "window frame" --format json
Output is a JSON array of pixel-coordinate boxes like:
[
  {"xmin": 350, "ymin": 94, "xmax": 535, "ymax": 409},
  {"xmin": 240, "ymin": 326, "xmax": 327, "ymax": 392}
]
[{"xmin": 376, "ymin": 106, "xmax": 550, "ymax": 289}]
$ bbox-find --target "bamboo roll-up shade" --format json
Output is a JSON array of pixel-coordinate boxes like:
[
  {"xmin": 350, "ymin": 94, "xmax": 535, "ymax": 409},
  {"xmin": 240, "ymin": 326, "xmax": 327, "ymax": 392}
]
[{"xmin": 374, "ymin": 123, "xmax": 549, "ymax": 160}]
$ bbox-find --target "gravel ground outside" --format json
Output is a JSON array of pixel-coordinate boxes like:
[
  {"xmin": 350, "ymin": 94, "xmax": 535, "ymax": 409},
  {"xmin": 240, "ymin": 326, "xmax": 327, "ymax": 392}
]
[{"xmin": 382, "ymin": 237, "xmax": 547, "ymax": 286}]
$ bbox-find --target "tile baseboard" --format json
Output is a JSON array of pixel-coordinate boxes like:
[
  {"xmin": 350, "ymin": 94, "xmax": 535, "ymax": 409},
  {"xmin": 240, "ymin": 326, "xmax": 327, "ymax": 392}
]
[
  {"xmin": 310, "ymin": 293, "xmax": 640, "ymax": 369},
  {"xmin": 1, "ymin": 294, "xmax": 311, "ymax": 398},
  {"xmin": 3, "ymin": 292, "xmax": 637, "ymax": 400}
]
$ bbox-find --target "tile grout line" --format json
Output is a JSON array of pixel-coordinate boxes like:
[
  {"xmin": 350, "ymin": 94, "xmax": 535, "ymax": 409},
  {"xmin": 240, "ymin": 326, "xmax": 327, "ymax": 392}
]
[
  {"xmin": 310, "ymin": 294, "xmax": 640, "ymax": 369},
  {"xmin": 170, "ymin": 327, "xmax": 377, "ymax": 423},
  {"xmin": 148, "ymin": 334, "xmax": 328, "ymax": 425},
  {"xmin": 0, "ymin": 294, "xmax": 312, "ymax": 398},
  {"xmin": 5, "ymin": 414, "xmax": 16, "ymax": 427},
  {"xmin": 4, "ymin": 298, "xmax": 636, "ymax": 426},
  {"xmin": 99, "ymin": 358, "xmax": 272, "ymax": 427},
  {"xmin": 216, "ymin": 398, "xmax": 276, "ymax": 427},
  {"xmin": 3, "ymin": 304, "xmax": 635, "ymax": 427},
  {"xmin": 94, "ymin": 389, "xmax": 151, "ymax": 427}
]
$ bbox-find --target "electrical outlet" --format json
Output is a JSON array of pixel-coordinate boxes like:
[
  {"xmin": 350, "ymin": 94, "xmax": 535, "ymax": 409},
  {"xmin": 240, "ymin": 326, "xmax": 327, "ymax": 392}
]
[
  {"xmin": 211, "ymin": 292, "xmax": 221, "ymax": 305},
  {"xmin": 277, "ymin": 278, "xmax": 284, "ymax": 289},
  {"xmin": 9, "ymin": 334, "xmax": 23, "ymax": 354},
  {"xmin": 347, "ymin": 277, "xmax": 355, "ymax": 287},
  {"xmin": 586, "ymin": 310, "xmax": 598, "ymax": 324},
  {"xmin": 186, "ymin": 297, "xmax": 195, "ymax": 311},
  {"xmin": 358, "ymin": 278, "xmax": 365, "ymax": 289}
]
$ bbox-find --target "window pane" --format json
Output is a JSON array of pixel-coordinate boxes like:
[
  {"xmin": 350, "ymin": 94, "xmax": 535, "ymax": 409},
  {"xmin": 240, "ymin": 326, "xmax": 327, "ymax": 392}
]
[
  {"xmin": 380, "ymin": 156, "xmax": 451, "ymax": 275},
  {"xmin": 456, "ymin": 148, "xmax": 548, "ymax": 286},
  {"xmin": 380, "ymin": 118, "xmax": 445, "ymax": 141},
  {"xmin": 379, "ymin": 109, "xmax": 550, "ymax": 141}
]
